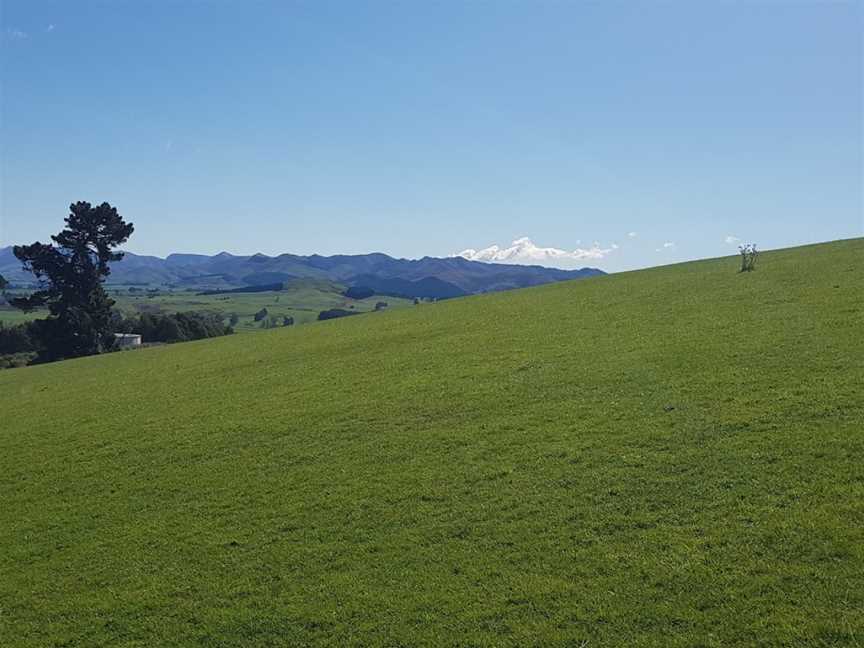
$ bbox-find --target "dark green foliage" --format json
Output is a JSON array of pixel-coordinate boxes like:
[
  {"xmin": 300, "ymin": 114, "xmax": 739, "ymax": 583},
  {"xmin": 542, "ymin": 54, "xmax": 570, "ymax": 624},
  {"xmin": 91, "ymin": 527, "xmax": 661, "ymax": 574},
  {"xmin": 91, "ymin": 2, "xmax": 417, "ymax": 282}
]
[
  {"xmin": 283, "ymin": 316, "xmax": 294, "ymax": 326},
  {"xmin": 344, "ymin": 286, "xmax": 375, "ymax": 299},
  {"xmin": 229, "ymin": 313, "xmax": 240, "ymax": 327},
  {"xmin": 253, "ymin": 307, "xmax": 269, "ymax": 322},
  {"xmin": 374, "ymin": 301, "xmax": 388, "ymax": 311},
  {"xmin": 0, "ymin": 273, "xmax": 7, "ymax": 291},
  {"xmin": 0, "ymin": 352, "xmax": 34, "ymax": 370},
  {"xmin": 9, "ymin": 202, "xmax": 134, "ymax": 361},
  {"xmin": 154, "ymin": 314, "xmax": 184, "ymax": 342},
  {"xmin": 317, "ymin": 308, "xmax": 356, "ymax": 321},
  {"xmin": 200, "ymin": 283, "xmax": 284, "ymax": 295},
  {"xmin": 0, "ymin": 322, "xmax": 35, "ymax": 355},
  {"xmin": 117, "ymin": 312, "xmax": 232, "ymax": 343},
  {"xmin": 349, "ymin": 273, "xmax": 468, "ymax": 300}
]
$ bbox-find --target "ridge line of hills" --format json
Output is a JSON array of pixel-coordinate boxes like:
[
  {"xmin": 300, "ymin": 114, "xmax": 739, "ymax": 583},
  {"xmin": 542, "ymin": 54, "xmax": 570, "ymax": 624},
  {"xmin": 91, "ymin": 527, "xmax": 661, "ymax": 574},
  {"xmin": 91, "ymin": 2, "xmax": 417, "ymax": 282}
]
[{"xmin": 0, "ymin": 246, "xmax": 604, "ymax": 299}]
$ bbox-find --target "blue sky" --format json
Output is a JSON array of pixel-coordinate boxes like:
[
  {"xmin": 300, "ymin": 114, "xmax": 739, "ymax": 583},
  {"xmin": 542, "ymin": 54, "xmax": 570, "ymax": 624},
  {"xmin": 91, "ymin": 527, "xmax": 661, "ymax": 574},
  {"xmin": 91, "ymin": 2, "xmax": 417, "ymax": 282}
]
[{"xmin": 1, "ymin": 1, "xmax": 861, "ymax": 272}]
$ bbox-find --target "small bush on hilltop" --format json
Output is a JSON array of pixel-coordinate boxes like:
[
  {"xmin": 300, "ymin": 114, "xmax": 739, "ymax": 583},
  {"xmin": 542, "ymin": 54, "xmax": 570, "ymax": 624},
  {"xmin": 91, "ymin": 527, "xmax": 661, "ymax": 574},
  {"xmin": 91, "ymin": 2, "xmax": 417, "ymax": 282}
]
[{"xmin": 739, "ymin": 244, "xmax": 759, "ymax": 272}]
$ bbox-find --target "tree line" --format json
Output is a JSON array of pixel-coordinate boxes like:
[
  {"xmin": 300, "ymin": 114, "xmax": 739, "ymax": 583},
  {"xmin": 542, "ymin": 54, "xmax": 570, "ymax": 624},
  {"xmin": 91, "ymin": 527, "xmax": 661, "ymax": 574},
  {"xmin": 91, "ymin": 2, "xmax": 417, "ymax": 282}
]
[{"xmin": 114, "ymin": 311, "xmax": 232, "ymax": 343}]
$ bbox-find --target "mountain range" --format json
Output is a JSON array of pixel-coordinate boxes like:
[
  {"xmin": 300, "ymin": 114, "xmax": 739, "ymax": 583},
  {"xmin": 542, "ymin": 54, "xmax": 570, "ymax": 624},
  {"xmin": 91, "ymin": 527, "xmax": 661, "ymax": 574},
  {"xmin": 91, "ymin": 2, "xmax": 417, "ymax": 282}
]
[{"xmin": 0, "ymin": 247, "xmax": 604, "ymax": 299}]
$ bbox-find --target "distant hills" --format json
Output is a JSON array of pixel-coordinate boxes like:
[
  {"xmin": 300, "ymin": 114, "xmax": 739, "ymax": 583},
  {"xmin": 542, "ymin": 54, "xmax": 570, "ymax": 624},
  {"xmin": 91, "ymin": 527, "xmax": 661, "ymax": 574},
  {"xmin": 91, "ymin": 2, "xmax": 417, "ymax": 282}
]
[{"xmin": 0, "ymin": 247, "xmax": 604, "ymax": 299}]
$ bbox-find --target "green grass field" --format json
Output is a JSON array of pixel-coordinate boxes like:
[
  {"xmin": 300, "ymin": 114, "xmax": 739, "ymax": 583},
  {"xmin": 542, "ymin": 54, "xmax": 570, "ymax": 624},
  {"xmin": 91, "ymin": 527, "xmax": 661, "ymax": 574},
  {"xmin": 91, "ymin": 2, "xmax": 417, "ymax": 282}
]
[
  {"xmin": 111, "ymin": 283, "xmax": 413, "ymax": 332},
  {"xmin": 0, "ymin": 307, "xmax": 43, "ymax": 325},
  {"xmin": 1, "ymin": 282, "xmax": 412, "ymax": 331},
  {"xmin": 1, "ymin": 239, "xmax": 861, "ymax": 647}
]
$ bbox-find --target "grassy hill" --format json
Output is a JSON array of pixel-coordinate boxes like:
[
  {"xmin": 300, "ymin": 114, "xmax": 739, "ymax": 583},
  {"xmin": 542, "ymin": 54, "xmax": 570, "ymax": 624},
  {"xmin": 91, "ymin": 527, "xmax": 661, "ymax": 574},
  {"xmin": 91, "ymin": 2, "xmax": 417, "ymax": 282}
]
[{"xmin": 1, "ymin": 239, "xmax": 861, "ymax": 647}]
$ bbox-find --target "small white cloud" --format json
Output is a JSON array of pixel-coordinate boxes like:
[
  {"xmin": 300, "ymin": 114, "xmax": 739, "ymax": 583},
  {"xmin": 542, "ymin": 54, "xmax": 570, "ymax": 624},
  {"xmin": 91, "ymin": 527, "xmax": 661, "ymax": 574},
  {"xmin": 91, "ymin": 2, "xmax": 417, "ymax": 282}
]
[
  {"xmin": 454, "ymin": 236, "xmax": 616, "ymax": 268},
  {"xmin": 663, "ymin": 242, "xmax": 675, "ymax": 248},
  {"xmin": 6, "ymin": 28, "xmax": 27, "ymax": 40},
  {"xmin": 46, "ymin": 24, "xmax": 55, "ymax": 32},
  {"xmin": 627, "ymin": 231, "xmax": 637, "ymax": 238},
  {"xmin": 724, "ymin": 235, "xmax": 740, "ymax": 245}
]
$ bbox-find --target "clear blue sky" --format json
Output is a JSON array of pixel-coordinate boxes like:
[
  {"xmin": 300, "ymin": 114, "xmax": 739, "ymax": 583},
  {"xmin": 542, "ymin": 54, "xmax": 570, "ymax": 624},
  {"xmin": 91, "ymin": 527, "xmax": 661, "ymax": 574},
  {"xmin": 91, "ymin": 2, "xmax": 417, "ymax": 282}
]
[{"xmin": 1, "ymin": 1, "xmax": 861, "ymax": 272}]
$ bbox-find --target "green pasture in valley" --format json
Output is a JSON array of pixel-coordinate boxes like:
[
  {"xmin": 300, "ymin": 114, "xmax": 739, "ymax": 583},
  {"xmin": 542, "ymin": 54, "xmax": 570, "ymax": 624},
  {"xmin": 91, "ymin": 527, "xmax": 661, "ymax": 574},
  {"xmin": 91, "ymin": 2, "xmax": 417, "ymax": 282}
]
[
  {"xmin": 110, "ymin": 281, "xmax": 412, "ymax": 331},
  {"xmin": 0, "ymin": 307, "xmax": 44, "ymax": 325},
  {"xmin": 0, "ymin": 281, "xmax": 412, "ymax": 330}
]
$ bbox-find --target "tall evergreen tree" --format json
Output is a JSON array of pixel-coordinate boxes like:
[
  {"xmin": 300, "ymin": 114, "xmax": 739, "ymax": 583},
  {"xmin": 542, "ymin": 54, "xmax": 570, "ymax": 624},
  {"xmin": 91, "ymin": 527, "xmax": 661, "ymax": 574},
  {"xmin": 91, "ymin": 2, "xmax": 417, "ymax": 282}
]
[{"xmin": 10, "ymin": 202, "xmax": 134, "ymax": 361}]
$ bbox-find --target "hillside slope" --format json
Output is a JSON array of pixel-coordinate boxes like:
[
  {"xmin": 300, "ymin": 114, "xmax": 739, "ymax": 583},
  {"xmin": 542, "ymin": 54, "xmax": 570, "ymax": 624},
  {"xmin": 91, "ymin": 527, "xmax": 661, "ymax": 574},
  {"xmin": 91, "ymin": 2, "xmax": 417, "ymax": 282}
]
[{"xmin": 1, "ymin": 239, "xmax": 862, "ymax": 647}]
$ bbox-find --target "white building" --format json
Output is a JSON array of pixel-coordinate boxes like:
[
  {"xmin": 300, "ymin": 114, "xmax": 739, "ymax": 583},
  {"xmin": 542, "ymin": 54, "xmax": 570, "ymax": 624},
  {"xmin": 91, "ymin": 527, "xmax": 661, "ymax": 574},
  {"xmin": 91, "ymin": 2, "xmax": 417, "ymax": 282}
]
[{"xmin": 114, "ymin": 333, "xmax": 142, "ymax": 349}]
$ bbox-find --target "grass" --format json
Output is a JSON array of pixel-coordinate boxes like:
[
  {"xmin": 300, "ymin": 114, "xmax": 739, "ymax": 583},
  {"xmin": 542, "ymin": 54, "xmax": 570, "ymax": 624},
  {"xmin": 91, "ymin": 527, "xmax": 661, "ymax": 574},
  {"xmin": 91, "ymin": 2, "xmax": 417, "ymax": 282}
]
[
  {"xmin": 0, "ymin": 282, "xmax": 412, "ymax": 331},
  {"xmin": 0, "ymin": 306, "xmax": 44, "ymax": 325},
  {"xmin": 1, "ymin": 239, "xmax": 861, "ymax": 647},
  {"xmin": 112, "ymin": 283, "xmax": 412, "ymax": 332}
]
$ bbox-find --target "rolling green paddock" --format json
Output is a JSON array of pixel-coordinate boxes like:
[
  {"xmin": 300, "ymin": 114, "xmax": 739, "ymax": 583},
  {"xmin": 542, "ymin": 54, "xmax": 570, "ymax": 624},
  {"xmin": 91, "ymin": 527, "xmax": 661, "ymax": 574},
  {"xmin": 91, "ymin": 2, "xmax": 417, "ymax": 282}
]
[
  {"xmin": 0, "ymin": 286, "xmax": 411, "ymax": 330},
  {"xmin": 112, "ymin": 284, "xmax": 411, "ymax": 332},
  {"xmin": 0, "ymin": 307, "xmax": 44, "ymax": 325},
  {"xmin": 1, "ymin": 239, "xmax": 862, "ymax": 647}
]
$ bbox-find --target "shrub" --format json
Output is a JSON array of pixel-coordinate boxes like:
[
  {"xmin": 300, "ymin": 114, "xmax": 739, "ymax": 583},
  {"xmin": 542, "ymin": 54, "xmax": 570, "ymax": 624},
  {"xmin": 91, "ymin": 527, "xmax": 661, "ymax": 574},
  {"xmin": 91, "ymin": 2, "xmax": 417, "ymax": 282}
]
[
  {"xmin": 0, "ymin": 322, "xmax": 36, "ymax": 355},
  {"xmin": 254, "ymin": 308, "xmax": 269, "ymax": 322},
  {"xmin": 0, "ymin": 352, "xmax": 36, "ymax": 370},
  {"xmin": 344, "ymin": 286, "xmax": 375, "ymax": 300},
  {"xmin": 739, "ymin": 244, "xmax": 758, "ymax": 272},
  {"xmin": 317, "ymin": 309, "xmax": 356, "ymax": 321}
]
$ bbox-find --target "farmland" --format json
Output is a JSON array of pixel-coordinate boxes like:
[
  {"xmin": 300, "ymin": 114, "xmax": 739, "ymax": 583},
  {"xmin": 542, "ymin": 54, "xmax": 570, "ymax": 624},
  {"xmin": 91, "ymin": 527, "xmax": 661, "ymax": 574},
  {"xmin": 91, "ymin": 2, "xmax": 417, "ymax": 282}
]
[
  {"xmin": 1, "ymin": 239, "xmax": 861, "ymax": 646},
  {"xmin": 0, "ymin": 280, "xmax": 413, "ymax": 332}
]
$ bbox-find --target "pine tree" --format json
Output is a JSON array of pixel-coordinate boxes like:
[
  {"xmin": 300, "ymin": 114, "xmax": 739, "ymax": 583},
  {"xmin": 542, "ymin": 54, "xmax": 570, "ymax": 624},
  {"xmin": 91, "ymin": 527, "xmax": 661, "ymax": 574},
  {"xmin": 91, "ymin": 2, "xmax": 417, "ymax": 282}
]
[{"xmin": 10, "ymin": 202, "xmax": 134, "ymax": 361}]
